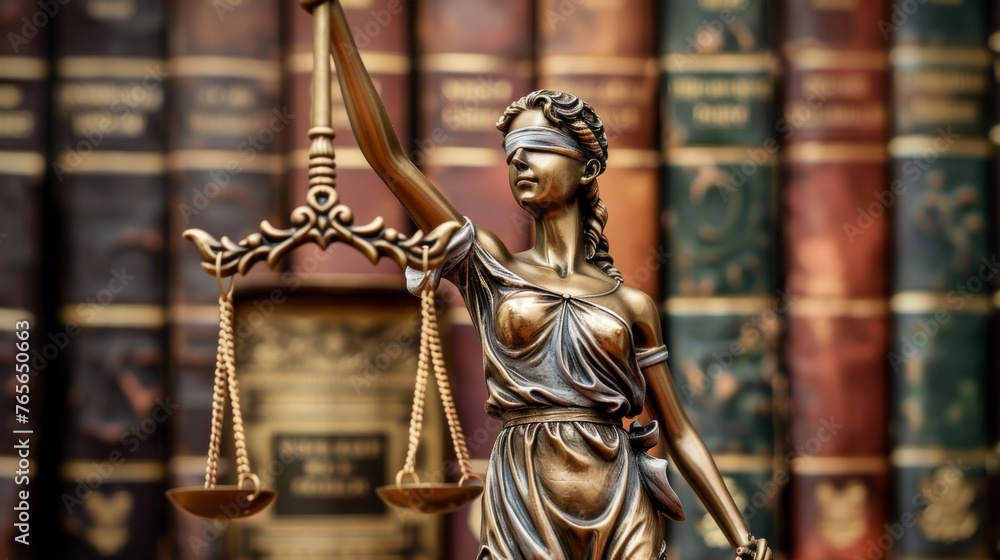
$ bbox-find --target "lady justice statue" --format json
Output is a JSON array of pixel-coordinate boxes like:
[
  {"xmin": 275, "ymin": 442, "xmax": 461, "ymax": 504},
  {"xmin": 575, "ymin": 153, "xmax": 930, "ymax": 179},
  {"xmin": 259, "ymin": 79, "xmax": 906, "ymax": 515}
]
[{"xmin": 324, "ymin": 1, "xmax": 773, "ymax": 558}]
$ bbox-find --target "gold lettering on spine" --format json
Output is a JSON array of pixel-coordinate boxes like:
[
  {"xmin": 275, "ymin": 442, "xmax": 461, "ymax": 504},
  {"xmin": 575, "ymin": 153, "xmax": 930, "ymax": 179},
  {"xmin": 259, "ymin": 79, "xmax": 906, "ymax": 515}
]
[
  {"xmin": 908, "ymin": 98, "xmax": 980, "ymax": 125},
  {"xmin": 801, "ymin": 74, "xmax": 871, "ymax": 98},
  {"xmin": 693, "ymin": 103, "xmax": 750, "ymax": 127},
  {"xmin": 438, "ymin": 78, "xmax": 514, "ymax": 132},
  {"xmin": 190, "ymin": 83, "xmax": 272, "ymax": 137},
  {"xmin": 698, "ymin": 0, "xmax": 744, "ymax": 8},
  {"xmin": 808, "ymin": 0, "xmax": 860, "ymax": 8},
  {"xmin": 896, "ymin": 69, "xmax": 989, "ymax": 94},
  {"xmin": 670, "ymin": 77, "xmax": 772, "ymax": 100},
  {"xmin": 0, "ymin": 111, "xmax": 33, "ymax": 139},
  {"xmin": 0, "ymin": 84, "xmax": 24, "ymax": 108}
]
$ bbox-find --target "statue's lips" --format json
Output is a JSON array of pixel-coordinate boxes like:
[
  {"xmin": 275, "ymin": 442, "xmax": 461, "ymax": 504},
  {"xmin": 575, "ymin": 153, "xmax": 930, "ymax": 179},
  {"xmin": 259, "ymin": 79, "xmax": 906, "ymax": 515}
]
[{"xmin": 515, "ymin": 177, "xmax": 537, "ymax": 189}]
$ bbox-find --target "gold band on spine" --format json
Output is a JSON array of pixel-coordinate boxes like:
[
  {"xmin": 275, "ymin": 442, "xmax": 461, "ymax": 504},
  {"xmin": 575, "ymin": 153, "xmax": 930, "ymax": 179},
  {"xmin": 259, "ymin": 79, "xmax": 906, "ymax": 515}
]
[
  {"xmin": 424, "ymin": 147, "xmax": 504, "ymax": 167},
  {"xmin": 419, "ymin": 54, "xmax": 532, "ymax": 75},
  {"xmin": 168, "ymin": 56, "xmax": 281, "ymax": 80},
  {"xmin": 889, "ymin": 136, "xmax": 993, "ymax": 158},
  {"xmin": 55, "ymin": 152, "xmax": 166, "ymax": 175},
  {"xmin": 57, "ymin": 57, "xmax": 163, "ymax": 78},
  {"xmin": 287, "ymin": 51, "xmax": 410, "ymax": 74},
  {"xmin": 890, "ymin": 46, "xmax": 992, "ymax": 67},
  {"xmin": 0, "ymin": 309, "xmax": 34, "ymax": 330},
  {"xmin": 890, "ymin": 292, "xmax": 992, "ymax": 314},
  {"xmin": 708, "ymin": 454, "xmax": 776, "ymax": 472},
  {"xmin": 666, "ymin": 146, "xmax": 778, "ymax": 166},
  {"xmin": 0, "ymin": 57, "xmax": 48, "ymax": 79},
  {"xmin": 608, "ymin": 149, "xmax": 658, "ymax": 169},
  {"xmin": 167, "ymin": 150, "xmax": 284, "ymax": 174},
  {"xmin": 660, "ymin": 53, "xmax": 780, "ymax": 73},
  {"xmin": 169, "ymin": 305, "xmax": 224, "ymax": 325},
  {"xmin": 664, "ymin": 297, "xmax": 777, "ymax": 316},
  {"xmin": 786, "ymin": 142, "xmax": 888, "ymax": 164},
  {"xmin": 786, "ymin": 48, "xmax": 888, "ymax": 70},
  {"xmin": 0, "ymin": 152, "xmax": 46, "ymax": 176},
  {"xmin": 891, "ymin": 446, "xmax": 989, "ymax": 467},
  {"xmin": 540, "ymin": 56, "xmax": 655, "ymax": 77},
  {"xmin": 789, "ymin": 298, "xmax": 888, "ymax": 317},
  {"xmin": 60, "ymin": 460, "xmax": 166, "ymax": 481},
  {"xmin": 59, "ymin": 304, "xmax": 167, "ymax": 327},
  {"xmin": 791, "ymin": 456, "xmax": 888, "ymax": 475}
]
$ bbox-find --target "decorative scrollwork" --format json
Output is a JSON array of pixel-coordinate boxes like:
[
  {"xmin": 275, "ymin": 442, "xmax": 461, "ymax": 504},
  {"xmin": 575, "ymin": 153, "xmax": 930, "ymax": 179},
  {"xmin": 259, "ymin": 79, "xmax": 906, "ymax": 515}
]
[{"xmin": 184, "ymin": 185, "xmax": 460, "ymax": 277}]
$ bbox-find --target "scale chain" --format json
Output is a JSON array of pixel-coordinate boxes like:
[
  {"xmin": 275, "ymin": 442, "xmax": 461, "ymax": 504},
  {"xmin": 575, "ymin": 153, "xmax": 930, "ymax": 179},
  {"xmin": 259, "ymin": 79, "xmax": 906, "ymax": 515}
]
[{"xmin": 204, "ymin": 293, "xmax": 231, "ymax": 489}]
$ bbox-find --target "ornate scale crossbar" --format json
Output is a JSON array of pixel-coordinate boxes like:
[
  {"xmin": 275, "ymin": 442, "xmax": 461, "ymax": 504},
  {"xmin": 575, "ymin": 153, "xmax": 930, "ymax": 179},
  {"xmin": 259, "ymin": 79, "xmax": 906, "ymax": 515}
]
[{"xmin": 165, "ymin": 0, "xmax": 482, "ymax": 519}]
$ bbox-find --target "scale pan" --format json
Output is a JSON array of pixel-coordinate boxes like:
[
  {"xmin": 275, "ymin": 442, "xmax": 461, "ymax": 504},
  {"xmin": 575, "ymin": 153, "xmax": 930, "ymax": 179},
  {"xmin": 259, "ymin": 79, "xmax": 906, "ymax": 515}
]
[
  {"xmin": 376, "ymin": 482, "xmax": 483, "ymax": 514},
  {"xmin": 166, "ymin": 486, "xmax": 277, "ymax": 519}
]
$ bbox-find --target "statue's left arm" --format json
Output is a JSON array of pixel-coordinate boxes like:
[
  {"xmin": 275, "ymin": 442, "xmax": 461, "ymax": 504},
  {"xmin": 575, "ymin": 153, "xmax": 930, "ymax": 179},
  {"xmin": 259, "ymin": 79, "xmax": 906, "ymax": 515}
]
[{"xmin": 625, "ymin": 289, "xmax": 772, "ymax": 560}]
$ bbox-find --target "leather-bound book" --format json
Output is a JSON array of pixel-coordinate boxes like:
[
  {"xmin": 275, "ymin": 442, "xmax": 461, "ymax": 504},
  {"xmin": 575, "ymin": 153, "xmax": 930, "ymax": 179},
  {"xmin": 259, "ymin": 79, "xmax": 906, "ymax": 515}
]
[
  {"xmin": 0, "ymin": 2, "xmax": 47, "ymax": 557},
  {"xmin": 51, "ymin": 0, "xmax": 169, "ymax": 557},
  {"xmin": 890, "ymin": 1, "xmax": 994, "ymax": 558},
  {"xmin": 782, "ymin": 1, "xmax": 892, "ymax": 559},
  {"xmin": 285, "ymin": 0, "xmax": 411, "ymax": 276},
  {"xmin": 538, "ymin": 0, "xmax": 659, "ymax": 297},
  {"xmin": 415, "ymin": 2, "xmax": 533, "ymax": 556},
  {"xmin": 661, "ymin": 1, "xmax": 782, "ymax": 558},
  {"xmin": 166, "ymin": 1, "xmax": 282, "ymax": 557},
  {"xmin": 226, "ymin": 284, "xmax": 443, "ymax": 559}
]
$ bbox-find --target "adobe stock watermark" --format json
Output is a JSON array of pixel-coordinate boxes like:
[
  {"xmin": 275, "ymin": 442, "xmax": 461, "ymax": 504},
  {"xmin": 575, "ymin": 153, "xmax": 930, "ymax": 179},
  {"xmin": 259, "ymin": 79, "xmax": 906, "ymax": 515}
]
[
  {"xmin": 52, "ymin": 64, "xmax": 169, "ymax": 180},
  {"xmin": 851, "ymin": 459, "xmax": 972, "ymax": 560},
  {"xmin": 663, "ymin": 3, "xmax": 750, "ymax": 71},
  {"xmin": 187, "ymin": 447, "xmax": 301, "ymax": 555},
  {"xmin": 888, "ymin": 253, "xmax": 998, "ymax": 372},
  {"xmin": 178, "ymin": 106, "xmax": 294, "ymax": 223},
  {"xmin": 27, "ymin": 267, "xmax": 137, "ymax": 372},
  {"xmin": 878, "ymin": 0, "xmax": 933, "ymax": 41},
  {"xmin": 738, "ymin": 417, "xmax": 845, "ymax": 522},
  {"xmin": 7, "ymin": 0, "xmax": 69, "ymax": 54},
  {"xmin": 843, "ymin": 126, "xmax": 961, "ymax": 244},
  {"xmin": 680, "ymin": 288, "xmax": 797, "ymax": 403},
  {"xmin": 61, "ymin": 396, "xmax": 181, "ymax": 514}
]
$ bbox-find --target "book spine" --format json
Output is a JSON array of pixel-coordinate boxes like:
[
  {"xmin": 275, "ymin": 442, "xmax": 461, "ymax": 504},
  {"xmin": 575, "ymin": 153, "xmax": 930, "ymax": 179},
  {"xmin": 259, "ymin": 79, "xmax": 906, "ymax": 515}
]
[
  {"xmin": 166, "ymin": 0, "xmax": 283, "ymax": 557},
  {"xmin": 889, "ymin": 0, "xmax": 994, "ymax": 558},
  {"xmin": 992, "ymin": 10, "xmax": 1000, "ymax": 558},
  {"xmin": 537, "ymin": 0, "xmax": 660, "ymax": 298},
  {"xmin": 661, "ymin": 1, "xmax": 781, "ymax": 558},
  {"xmin": 227, "ymin": 287, "xmax": 443, "ymax": 559},
  {"xmin": 285, "ymin": 0, "xmax": 412, "ymax": 276},
  {"xmin": 0, "ymin": 2, "xmax": 48, "ymax": 556},
  {"xmin": 782, "ymin": 2, "xmax": 892, "ymax": 559},
  {"xmin": 415, "ymin": 2, "xmax": 533, "ymax": 557},
  {"xmin": 51, "ymin": 0, "xmax": 169, "ymax": 557}
]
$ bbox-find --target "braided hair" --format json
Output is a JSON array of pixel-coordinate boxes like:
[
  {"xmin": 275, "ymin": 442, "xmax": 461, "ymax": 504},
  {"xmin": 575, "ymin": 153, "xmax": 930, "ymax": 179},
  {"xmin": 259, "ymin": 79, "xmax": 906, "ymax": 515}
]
[{"xmin": 496, "ymin": 90, "xmax": 622, "ymax": 283}]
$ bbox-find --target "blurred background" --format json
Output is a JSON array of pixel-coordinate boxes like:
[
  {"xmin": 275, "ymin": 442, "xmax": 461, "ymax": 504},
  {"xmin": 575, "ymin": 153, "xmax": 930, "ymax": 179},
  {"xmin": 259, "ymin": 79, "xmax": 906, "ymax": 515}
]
[{"xmin": 0, "ymin": 0, "xmax": 997, "ymax": 558}]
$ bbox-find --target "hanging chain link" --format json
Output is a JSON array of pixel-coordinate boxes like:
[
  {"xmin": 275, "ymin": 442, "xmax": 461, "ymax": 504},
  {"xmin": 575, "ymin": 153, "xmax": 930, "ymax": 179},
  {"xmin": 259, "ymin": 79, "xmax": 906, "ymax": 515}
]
[
  {"xmin": 204, "ymin": 255, "xmax": 260, "ymax": 495},
  {"xmin": 398, "ymin": 268, "xmax": 481, "ymax": 487}
]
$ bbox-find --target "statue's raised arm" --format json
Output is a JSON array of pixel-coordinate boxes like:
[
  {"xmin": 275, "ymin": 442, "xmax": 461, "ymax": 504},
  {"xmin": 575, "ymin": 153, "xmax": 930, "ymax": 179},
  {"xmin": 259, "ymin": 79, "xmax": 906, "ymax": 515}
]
[{"xmin": 324, "ymin": 0, "xmax": 462, "ymax": 232}]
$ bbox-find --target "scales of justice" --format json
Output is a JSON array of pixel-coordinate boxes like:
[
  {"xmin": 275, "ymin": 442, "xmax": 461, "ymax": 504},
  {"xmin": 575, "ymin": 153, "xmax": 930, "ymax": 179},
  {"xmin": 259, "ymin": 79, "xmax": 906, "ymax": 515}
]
[{"xmin": 166, "ymin": 1, "xmax": 772, "ymax": 558}]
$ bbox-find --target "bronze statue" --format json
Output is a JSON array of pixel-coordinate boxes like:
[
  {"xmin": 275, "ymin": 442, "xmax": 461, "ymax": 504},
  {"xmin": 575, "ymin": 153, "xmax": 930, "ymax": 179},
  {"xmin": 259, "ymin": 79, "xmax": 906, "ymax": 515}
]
[{"xmin": 324, "ymin": 1, "xmax": 772, "ymax": 558}]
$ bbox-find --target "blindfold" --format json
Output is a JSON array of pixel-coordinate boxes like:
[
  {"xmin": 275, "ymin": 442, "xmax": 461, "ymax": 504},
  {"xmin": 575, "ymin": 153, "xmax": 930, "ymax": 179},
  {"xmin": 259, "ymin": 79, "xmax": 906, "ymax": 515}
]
[{"xmin": 502, "ymin": 126, "xmax": 587, "ymax": 163}]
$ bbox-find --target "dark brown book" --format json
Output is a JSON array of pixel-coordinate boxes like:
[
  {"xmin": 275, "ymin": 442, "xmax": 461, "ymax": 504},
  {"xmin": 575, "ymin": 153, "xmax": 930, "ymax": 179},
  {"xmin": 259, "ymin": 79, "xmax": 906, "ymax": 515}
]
[
  {"xmin": 166, "ymin": 1, "xmax": 283, "ymax": 557},
  {"xmin": 537, "ymin": 0, "xmax": 659, "ymax": 298},
  {"xmin": 415, "ymin": 3, "xmax": 534, "ymax": 557},
  {"xmin": 0, "ymin": 2, "xmax": 47, "ymax": 556},
  {"xmin": 225, "ymin": 283, "xmax": 443, "ymax": 558},
  {"xmin": 782, "ymin": 1, "xmax": 892, "ymax": 559},
  {"xmin": 51, "ymin": 0, "xmax": 170, "ymax": 557},
  {"xmin": 285, "ymin": 0, "xmax": 412, "ymax": 276}
]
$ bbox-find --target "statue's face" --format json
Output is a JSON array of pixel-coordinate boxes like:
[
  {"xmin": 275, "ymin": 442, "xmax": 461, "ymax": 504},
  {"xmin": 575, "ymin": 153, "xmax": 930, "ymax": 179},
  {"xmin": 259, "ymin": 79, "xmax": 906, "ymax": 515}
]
[{"xmin": 505, "ymin": 109, "xmax": 592, "ymax": 216}]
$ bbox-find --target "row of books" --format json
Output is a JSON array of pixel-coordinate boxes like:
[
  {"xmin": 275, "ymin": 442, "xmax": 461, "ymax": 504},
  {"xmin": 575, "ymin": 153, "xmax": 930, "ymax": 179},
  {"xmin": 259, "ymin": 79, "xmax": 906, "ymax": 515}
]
[{"xmin": 0, "ymin": 0, "xmax": 996, "ymax": 558}]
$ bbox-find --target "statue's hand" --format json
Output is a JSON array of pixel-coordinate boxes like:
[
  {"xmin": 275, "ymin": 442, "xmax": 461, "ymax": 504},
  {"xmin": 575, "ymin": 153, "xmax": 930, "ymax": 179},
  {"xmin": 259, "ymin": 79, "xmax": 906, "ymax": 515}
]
[{"xmin": 735, "ymin": 536, "xmax": 772, "ymax": 560}]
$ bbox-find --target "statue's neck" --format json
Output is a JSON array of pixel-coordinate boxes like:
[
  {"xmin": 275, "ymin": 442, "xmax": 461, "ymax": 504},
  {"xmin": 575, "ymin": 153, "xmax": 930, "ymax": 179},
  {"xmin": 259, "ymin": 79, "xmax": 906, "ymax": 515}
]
[{"xmin": 530, "ymin": 201, "xmax": 586, "ymax": 278}]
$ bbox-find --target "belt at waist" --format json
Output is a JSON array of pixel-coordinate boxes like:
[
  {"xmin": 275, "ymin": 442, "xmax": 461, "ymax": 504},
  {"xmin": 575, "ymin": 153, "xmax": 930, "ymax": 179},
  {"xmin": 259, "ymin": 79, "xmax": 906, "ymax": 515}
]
[{"xmin": 501, "ymin": 407, "xmax": 621, "ymax": 428}]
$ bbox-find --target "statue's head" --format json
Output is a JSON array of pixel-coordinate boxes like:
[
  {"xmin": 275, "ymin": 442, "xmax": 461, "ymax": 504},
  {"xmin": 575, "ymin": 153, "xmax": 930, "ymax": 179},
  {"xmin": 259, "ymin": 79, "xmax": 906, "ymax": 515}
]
[
  {"xmin": 496, "ymin": 90, "xmax": 621, "ymax": 283},
  {"xmin": 495, "ymin": 89, "xmax": 608, "ymax": 174}
]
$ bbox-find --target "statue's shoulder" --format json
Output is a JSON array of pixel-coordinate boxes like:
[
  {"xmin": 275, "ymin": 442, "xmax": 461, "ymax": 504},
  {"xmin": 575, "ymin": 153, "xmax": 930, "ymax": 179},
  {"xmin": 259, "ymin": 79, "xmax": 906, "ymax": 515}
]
[
  {"xmin": 472, "ymin": 224, "xmax": 513, "ymax": 263},
  {"xmin": 618, "ymin": 284, "xmax": 659, "ymax": 329}
]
